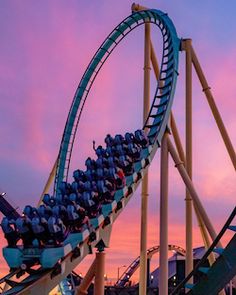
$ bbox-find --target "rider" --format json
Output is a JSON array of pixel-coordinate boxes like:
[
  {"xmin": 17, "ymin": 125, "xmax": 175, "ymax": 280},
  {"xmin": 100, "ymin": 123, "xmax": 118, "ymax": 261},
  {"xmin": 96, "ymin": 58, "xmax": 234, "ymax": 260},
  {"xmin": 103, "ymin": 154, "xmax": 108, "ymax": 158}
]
[
  {"xmin": 73, "ymin": 169, "xmax": 86, "ymax": 183},
  {"xmin": 1, "ymin": 217, "xmax": 19, "ymax": 247},
  {"xmin": 134, "ymin": 129, "xmax": 149, "ymax": 148},
  {"xmin": 48, "ymin": 216, "xmax": 67, "ymax": 245},
  {"xmin": 52, "ymin": 204, "xmax": 69, "ymax": 227},
  {"xmin": 38, "ymin": 204, "xmax": 52, "ymax": 220},
  {"xmin": 126, "ymin": 142, "xmax": 141, "ymax": 161},
  {"xmin": 118, "ymin": 155, "xmax": 134, "ymax": 176},
  {"xmin": 15, "ymin": 215, "xmax": 34, "ymax": 247},
  {"xmin": 85, "ymin": 157, "xmax": 96, "ymax": 170},
  {"xmin": 31, "ymin": 212, "xmax": 50, "ymax": 246},
  {"xmin": 42, "ymin": 194, "xmax": 56, "ymax": 208},
  {"xmin": 104, "ymin": 134, "xmax": 114, "ymax": 147}
]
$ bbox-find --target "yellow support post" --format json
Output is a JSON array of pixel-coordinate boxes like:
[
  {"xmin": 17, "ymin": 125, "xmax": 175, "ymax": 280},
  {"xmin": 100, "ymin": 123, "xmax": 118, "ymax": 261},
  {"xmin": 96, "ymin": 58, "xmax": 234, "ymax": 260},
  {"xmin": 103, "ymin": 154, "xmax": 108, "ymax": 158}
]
[
  {"xmin": 131, "ymin": 4, "xmax": 152, "ymax": 295},
  {"xmin": 159, "ymin": 132, "xmax": 169, "ymax": 295},
  {"xmin": 139, "ymin": 21, "xmax": 151, "ymax": 295},
  {"xmin": 167, "ymin": 136, "xmax": 223, "ymax": 247},
  {"xmin": 183, "ymin": 38, "xmax": 194, "ymax": 287},
  {"xmin": 151, "ymin": 36, "xmax": 218, "ymax": 274},
  {"xmin": 170, "ymin": 113, "xmax": 186, "ymax": 163},
  {"xmin": 191, "ymin": 45, "xmax": 236, "ymax": 171},
  {"xmin": 38, "ymin": 157, "xmax": 58, "ymax": 207},
  {"xmin": 94, "ymin": 251, "xmax": 105, "ymax": 295},
  {"xmin": 76, "ymin": 257, "xmax": 96, "ymax": 295}
]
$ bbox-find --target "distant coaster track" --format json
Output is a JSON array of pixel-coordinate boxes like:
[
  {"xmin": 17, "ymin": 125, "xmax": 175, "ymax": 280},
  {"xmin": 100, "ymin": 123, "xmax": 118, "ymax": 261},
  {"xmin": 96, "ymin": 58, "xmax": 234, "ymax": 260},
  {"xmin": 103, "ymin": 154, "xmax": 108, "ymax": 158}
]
[
  {"xmin": 115, "ymin": 244, "xmax": 186, "ymax": 287},
  {"xmin": 1, "ymin": 8, "xmax": 180, "ymax": 295}
]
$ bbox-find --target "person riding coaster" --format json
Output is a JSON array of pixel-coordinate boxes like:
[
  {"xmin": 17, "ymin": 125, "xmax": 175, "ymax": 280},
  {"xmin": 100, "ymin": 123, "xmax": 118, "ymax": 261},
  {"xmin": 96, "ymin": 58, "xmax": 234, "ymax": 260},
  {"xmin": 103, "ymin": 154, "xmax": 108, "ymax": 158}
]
[
  {"xmin": 15, "ymin": 215, "xmax": 34, "ymax": 248},
  {"xmin": 59, "ymin": 182, "xmax": 73, "ymax": 197},
  {"xmin": 126, "ymin": 142, "xmax": 141, "ymax": 161},
  {"xmin": 97, "ymin": 179, "xmax": 115, "ymax": 204},
  {"xmin": 66, "ymin": 204, "xmax": 89, "ymax": 232},
  {"xmin": 104, "ymin": 134, "xmax": 114, "ymax": 147},
  {"xmin": 31, "ymin": 213, "xmax": 50, "ymax": 246},
  {"xmin": 83, "ymin": 180, "xmax": 94, "ymax": 192},
  {"xmin": 52, "ymin": 205, "xmax": 69, "ymax": 227},
  {"xmin": 56, "ymin": 193, "xmax": 70, "ymax": 206},
  {"xmin": 81, "ymin": 191, "xmax": 101, "ymax": 218},
  {"xmin": 1, "ymin": 217, "xmax": 19, "ymax": 247},
  {"xmin": 118, "ymin": 155, "xmax": 134, "ymax": 176},
  {"xmin": 38, "ymin": 204, "xmax": 52, "ymax": 220},
  {"xmin": 71, "ymin": 180, "xmax": 85, "ymax": 194},
  {"xmin": 114, "ymin": 144, "xmax": 126, "ymax": 158},
  {"xmin": 96, "ymin": 156, "xmax": 108, "ymax": 169},
  {"xmin": 47, "ymin": 216, "xmax": 67, "ymax": 246},
  {"xmin": 124, "ymin": 132, "xmax": 135, "ymax": 145},
  {"xmin": 73, "ymin": 169, "xmax": 86, "ymax": 183},
  {"xmin": 134, "ymin": 129, "xmax": 149, "ymax": 148},
  {"xmin": 23, "ymin": 205, "xmax": 38, "ymax": 219},
  {"xmin": 85, "ymin": 157, "xmax": 96, "ymax": 170},
  {"xmin": 106, "ymin": 145, "xmax": 117, "ymax": 157},
  {"xmin": 96, "ymin": 167, "xmax": 108, "ymax": 181},
  {"xmin": 107, "ymin": 156, "xmax": 118, "ymax": 168},
  {"xmin": 84, "ymin": 169, "xmax": 96, "ymax": 182},
  {"xmin": 106, "ymin": 167, "xmax": 125, "ymax": 189},
  {"xmin": 114, "ymin": 134, "xmax": 125, "ymax": 146},
  {"xmin": 42, "ymin": 194, "xmax": 56, "ymax": 208},
  {"xmin": 68, "ymin": 193, "xmax": 81, "ymax": 205},
  {"xmin": 95, "ymin": 145, "xmax": 107, "ymax": 158}
]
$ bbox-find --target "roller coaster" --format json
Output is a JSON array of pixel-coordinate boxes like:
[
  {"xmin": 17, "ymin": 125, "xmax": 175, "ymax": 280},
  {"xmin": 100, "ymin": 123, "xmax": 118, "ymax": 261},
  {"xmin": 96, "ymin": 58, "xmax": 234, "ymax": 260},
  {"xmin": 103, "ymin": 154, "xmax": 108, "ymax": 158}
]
[
  {"xmin": 0, "ymin": 3, "xmax": 235, "ymax": 295},
  {"xmin": 115, "ymin": 244, "xmax": 186, "ymax": 288}
]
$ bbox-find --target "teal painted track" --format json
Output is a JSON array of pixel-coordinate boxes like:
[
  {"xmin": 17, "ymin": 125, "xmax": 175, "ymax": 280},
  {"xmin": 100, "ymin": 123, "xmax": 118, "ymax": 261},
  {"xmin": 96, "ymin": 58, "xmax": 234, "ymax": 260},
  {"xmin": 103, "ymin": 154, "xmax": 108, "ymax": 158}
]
[
  {"xmin": 1, "ymin": 9, "xmax": 180, "ymax": 295},
  {"xmin": 54, "ymin": 8, "xmax": 180, "ymax": 195},
  {"xmin": 171, "ymin": 207, "xmax": 236, "ymax": 295},
  {"xmin": 188, "ymin": 234, "xmax": 236, "ymax": 295}
]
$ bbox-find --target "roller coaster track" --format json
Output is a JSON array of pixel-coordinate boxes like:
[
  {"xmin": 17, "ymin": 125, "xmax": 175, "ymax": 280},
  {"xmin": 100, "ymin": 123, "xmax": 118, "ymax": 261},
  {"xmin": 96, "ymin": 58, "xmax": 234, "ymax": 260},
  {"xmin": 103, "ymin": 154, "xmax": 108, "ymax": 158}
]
[
  {"xmin": 0, "ymin": 8, "xmax": 180, "ymax": 295},
  {"xmin": 171, "ymin": 207, "xmax": 236, "ymax": 295},
  {"xmin": 115, "ymin": 244, "xmax": 186, "ymax": 287},
  {"xmin": 53, "ymin": 8, "xmax": 179, "ymax": 194}
]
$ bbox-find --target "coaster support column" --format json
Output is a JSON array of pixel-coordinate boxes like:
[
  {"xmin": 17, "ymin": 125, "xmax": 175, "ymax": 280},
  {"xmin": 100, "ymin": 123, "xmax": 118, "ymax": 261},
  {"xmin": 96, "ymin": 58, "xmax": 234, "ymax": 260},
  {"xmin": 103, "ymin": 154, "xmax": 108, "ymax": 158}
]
[
  {"xmin": 76, "ymin": 257, "xmax": 96, "ymax": 295},
  {"xmin": 38, "ymin": 157, "xmax": 58, "ymax": 206},
  {"xmin": 167, "ymin": 136, "xmax": 222, "ymax": 246},
  {"xmin": 191, "ymin": 45, "xmax": 236, "ymax": 170},
  {"xmin": 139, "ymin": 19, "xmax": 151, "ymax": 295},
  {"xmin": 159, "ymin": 132, "xmax": 169, "ymax": 295},
  {"xmin": 94, "ymin": 250, "xmax": 105, "ymax": 295},
  {"xmin": 182, "ymin": 38, "xmax": 193, "ymax": 286}
]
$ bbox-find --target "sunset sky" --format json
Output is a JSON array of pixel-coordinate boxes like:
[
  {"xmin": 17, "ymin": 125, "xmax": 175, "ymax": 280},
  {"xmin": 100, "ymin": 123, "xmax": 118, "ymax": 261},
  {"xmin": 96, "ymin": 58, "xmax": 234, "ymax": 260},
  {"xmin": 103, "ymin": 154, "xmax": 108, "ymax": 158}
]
[{"xmin": 0, "ymin": 0, "xmax": 235, "ymax": 284}]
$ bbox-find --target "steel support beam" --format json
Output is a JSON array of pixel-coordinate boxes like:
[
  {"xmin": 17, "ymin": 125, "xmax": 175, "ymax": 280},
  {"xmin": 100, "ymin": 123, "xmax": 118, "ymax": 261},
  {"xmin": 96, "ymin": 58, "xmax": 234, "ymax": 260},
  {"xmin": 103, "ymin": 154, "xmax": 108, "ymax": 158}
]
[
  {"xmin": 182, "ymin": 38, "xmax": 194, "ymax": 286},
  {"xmin": 94, "ymin": 251, "xmax": 105, "ymax": 295},
  {"xmin": 167, "ymin": 136, "xmax": 222, "ymax": 246},
  {"xmin": 139, "ymin": 20, "xmax": 151, "ymax": 295},
  {"xmin": 170, "ymin": 115, "xmax": 217, "ymax": 269},
  {"xmin": 150, "ymin": 34, "xmax": 221, "ymax": 288},
  {"xmin": 168, "ymin": 135, "xmax": 226, "ymax": 295},
  {"xmin": 76, "ymin": 257, "xmax": 96, "ymax": 295},
  {"xmin": 191, "ymin": 45, "xmax": 236, "ymax": 171},
  {"xmin": 38, "ymin": 157, "xmax": 58, "ymax": 206},
  {"xmin": 159, "ymin": 132, "xmax": 169, "ymax": 295},
  {"xmin": 170, "ymin": 113, "xmax": 186, "ymax": 163}
]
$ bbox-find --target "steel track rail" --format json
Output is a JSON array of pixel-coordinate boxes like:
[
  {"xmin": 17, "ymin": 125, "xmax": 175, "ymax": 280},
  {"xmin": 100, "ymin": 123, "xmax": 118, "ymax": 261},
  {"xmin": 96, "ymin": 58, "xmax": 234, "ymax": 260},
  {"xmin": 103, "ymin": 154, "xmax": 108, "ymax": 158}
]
[{"xmin": 170, "ymin": 207, "xmax": 236, "ymax": 295}]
